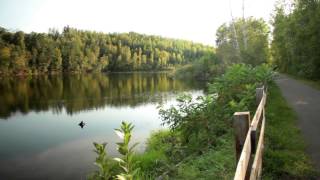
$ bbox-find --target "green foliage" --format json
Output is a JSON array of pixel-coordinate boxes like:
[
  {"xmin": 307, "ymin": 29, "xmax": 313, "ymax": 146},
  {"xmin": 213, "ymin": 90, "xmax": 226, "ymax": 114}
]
[
  {"xmin": 133, "ymin": 150, "xmax": 167, "ymax": 178},
  {"xmin": 145, "ymin": 130, "xmax": 173, "ymax": 154},
  {"xmin": 159, "ymin": 94, "xmax": 220, "ymax": 154},
  {"xmin": 161, "ymin": 64, "xmax": 274, "ymax": 154},
  {"xmin": 173, "ymin": 53, "xmax": 223, "ymax": 81},
  {"xmin": 87, "ymin": 65, "xmax": 275, "ymax": 179},
  {"xmin": 263, "ymin": 83, "xmax": 318, "ymax": 179},
  {"xmin": 174, "ymin": 134, "xmax": 235, "ymax": 180},
  {"xmin": 271, "ymin": 0, "xmax": 320, "ymax": 79},
  {"xmin": 0, "ymin": 26, "xmax": 214, "ymax": 75},
  {"xmin": 209, "ymin": 64, "xmax": 274, "ymax": 113},
  {"xmin": 89, "ymin": 121, "xmax": 139, "ymax": 180},
  {"xmin": 216, "ymin": 17, "xmax": 270, "ymax": 66},
  {"xmin": 132, "ymin": 131, "xmax": 172, "ymax": 179},
  {"xmin": 114, "ymin": 122, "xmax": 140, "ymax": 180},
  {"xmin": 156, "ymin": 64, "xmax": 273, "ymax": 179},
  {"xmin": 0, "ymin": 46, "xmax": 11, "ymax": 74},
  {"xmin": 175, "ymin": 18, "xmax": 270, "ymax": 80},
  {"xmin": 90, "ymin": 143, "xmax": 117, "ymax": 180}
]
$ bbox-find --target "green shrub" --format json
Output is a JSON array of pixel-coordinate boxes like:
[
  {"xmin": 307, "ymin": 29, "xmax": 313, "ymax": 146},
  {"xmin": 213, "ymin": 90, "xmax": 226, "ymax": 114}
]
[
  {"xmin": 160, "ymin": 64, "xmax": 273, "ymax": 155},
  {"xmin": 89, "ymin": 121, "xmax": 140, "ymax": 180},
  {"xmin": 89, "ymin": 143, "xmax": 119, "ymax": 180},
  {"xmin": 174, "ymin": 133, "xmax": 235, "ymax": 180},
  {"xmin": 132, "ymin": 130, "xmax": 172, "ymax": 179},
  {"xmin": 114, "ymin": 122, "xmax": 140, "ymax": 180},
  {"xmin": 157, "ymin": 64, "xmax": 274, "ymax": 179}
]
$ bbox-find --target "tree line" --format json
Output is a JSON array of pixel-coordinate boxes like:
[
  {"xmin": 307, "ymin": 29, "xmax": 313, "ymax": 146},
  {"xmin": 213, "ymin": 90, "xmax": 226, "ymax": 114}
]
[
  {"xmin": 173, "ymin": 17, "xmax": 271, "ymax": 81},
  {"xmin": 271, "ymin": 0, "xmax": 320, "ymax": 79},
  {"xmin": 0, "ymin": 26, "xmax": 213, "ymax": 75}
]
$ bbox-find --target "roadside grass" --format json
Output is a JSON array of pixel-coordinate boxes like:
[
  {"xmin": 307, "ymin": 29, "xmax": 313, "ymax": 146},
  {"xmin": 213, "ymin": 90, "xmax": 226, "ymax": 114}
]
[
  {"xmin": 263, "ymin": 82, "xmax": 319, "ymax": 179},
  {"xmin": 173, "ymin": 132, "xmax": 235, "ymax": 180},
  {"xmin": 134, "ymin": 130, "xmax": 235, "ymax": 180}
]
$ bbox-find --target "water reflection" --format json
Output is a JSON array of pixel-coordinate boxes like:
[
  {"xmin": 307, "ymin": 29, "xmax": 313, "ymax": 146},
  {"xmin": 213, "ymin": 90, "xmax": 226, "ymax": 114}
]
[
  {"xmin": 0, "ymin": 73, "xmax": 204, "ymax": 179},
  {"xmin": 0, "ymin": 73, "xmax": 203, "ymax": 119}
]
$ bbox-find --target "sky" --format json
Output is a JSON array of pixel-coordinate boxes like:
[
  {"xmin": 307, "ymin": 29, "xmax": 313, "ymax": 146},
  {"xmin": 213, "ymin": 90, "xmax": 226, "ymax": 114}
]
[{"xmin": 0, "ymin": 0, "xmax": 277, "ymax": 46}]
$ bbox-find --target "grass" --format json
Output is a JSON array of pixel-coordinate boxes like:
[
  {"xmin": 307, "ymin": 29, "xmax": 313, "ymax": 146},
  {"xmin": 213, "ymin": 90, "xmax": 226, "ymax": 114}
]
[
  {"xmin": 134, "ymin": 130, "xmax": 235, "ymax": 180},
  {"xmin": 132, "ymin": 130, "xmax": 171, "ymax": 179},
  {"xmin": 263, "ymin": 82, "xmax": 319, "ymax": 179},
  {"xmin": 173, "ymin": 132, "xmax": 235, "ymax": 180}
]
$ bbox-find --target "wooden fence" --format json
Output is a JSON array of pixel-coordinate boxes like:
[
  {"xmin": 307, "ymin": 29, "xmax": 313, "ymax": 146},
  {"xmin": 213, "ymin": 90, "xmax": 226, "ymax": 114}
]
[{"xmin": 233, "ymin": 86, "xmax": 267, "ymax": 180}]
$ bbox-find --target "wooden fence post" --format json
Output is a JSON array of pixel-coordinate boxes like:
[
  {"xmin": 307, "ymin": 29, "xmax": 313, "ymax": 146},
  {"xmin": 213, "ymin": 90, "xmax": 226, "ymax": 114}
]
[
  {"xmin": 252, "ymin": 87, "xmax": 264, "ymax": 154},
  {"xmin": 256, "ymin": 87, "xmax": 264, "ymax": 106},
  {"xmin": 234, "ymin": 87, "xmax": 267, "ymax": 180},
  {"xmin": 233, "ymin": 112, "xmax": 251, "ymax": 163}
]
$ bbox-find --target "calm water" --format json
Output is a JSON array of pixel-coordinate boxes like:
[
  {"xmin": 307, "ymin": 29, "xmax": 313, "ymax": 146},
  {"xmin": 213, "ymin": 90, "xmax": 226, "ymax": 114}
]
[{"xmin": 0, "ymin": 73, "xmax": 204, "ymax": 179}]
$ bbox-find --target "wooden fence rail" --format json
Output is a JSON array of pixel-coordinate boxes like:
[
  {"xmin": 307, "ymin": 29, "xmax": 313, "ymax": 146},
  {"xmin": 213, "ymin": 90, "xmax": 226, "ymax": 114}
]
[{"xmin": 233, "ymin": 86, "xmax": 267, "ymax": 180}]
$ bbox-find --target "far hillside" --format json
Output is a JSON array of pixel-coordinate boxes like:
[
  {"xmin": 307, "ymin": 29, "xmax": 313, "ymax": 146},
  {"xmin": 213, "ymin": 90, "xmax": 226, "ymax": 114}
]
[{"xmin": 0, "ymin": 26, "xmax": 214, "ymax": 75}]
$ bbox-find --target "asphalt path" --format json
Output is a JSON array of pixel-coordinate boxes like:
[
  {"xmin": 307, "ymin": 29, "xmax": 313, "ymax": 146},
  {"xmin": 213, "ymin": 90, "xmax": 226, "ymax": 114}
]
[{"xmin": 275, "ymin": 74, "xmax": 320, "ymax": 171}]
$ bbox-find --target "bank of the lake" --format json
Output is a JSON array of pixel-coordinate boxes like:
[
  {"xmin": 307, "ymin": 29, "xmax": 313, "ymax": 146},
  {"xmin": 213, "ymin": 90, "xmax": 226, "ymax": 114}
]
[
  {"xmin": 90, "ymin": 64, "xmax": 272, "ymax": 179},
  {"xmin": 108, "ymin": 65, "xmax": 318, "ymax": 180}
]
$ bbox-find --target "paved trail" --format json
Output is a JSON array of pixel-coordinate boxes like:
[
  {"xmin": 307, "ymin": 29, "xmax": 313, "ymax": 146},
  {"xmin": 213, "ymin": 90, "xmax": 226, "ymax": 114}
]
[{"xmin": 275, "ymin": 74, "xmax": 320, "ymax": 171}]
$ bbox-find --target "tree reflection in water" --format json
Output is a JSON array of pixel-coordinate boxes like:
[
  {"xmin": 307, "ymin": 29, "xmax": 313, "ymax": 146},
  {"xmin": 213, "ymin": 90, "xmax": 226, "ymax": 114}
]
[{"xmin": 0, "ymin": 73, "xmax": 204, "ymax": 119}]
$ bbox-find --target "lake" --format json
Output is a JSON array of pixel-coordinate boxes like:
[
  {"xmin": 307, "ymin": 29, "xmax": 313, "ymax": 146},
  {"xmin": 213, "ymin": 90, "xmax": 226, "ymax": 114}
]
[{"xmin": 0, "ymin": 73, "xmax": 204, "ymax": 179}]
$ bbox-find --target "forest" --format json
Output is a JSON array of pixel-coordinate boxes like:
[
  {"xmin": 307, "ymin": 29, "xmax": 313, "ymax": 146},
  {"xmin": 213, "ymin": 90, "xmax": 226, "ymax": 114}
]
[
  {"xmin": 272, "ymin": 0, "xmax": 320, "ymax": 79},
  {"xmin": 0, "ymin": 26, "xmax": 213, "ymax": 75}
]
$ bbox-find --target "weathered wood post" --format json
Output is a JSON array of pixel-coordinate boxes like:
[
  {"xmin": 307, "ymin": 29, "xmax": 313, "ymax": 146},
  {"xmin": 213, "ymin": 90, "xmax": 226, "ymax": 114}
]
[
  {"xmin": 233, "ymin": 111, "xmax": 251, "ymax": 163},
  {"xmin": 255, "ymin": 87, "xmax": 264, "ymax": 106},
  {"xmin": 251, "ymin": 87, "xmax": 264, "ymax": 154}
]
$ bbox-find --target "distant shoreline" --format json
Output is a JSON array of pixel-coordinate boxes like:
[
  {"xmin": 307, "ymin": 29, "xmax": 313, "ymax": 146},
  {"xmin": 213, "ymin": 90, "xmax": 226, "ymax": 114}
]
[{"xmin": 0, "ymin": 70, "xmax": 175, "ymax": 78}]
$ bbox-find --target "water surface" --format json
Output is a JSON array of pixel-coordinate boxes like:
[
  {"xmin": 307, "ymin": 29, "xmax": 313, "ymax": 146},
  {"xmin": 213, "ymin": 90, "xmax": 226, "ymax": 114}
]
[{"xmin": 0, "ymin": 73, "xmax": 204, "ymax": 179}]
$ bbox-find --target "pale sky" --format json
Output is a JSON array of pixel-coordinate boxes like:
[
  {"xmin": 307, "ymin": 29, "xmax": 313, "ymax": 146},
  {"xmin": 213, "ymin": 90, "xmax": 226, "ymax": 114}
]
[{"xmin": 0, "ymin": 0, "xmax": 277, "ymax": 45}]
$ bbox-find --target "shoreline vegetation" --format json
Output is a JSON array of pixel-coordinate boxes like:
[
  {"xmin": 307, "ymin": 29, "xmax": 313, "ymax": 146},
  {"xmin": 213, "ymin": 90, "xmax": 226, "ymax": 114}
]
[
  {"xmin": 89, "ymin": 66, "xmax": 318, "ymax": 179},
  {"xmin": 0, "ymin": 69, "xmax": 176, "ymax": 78},
  {"xmin": 89, "ymin": 64, "xmax": 275, "ymax": 179}
]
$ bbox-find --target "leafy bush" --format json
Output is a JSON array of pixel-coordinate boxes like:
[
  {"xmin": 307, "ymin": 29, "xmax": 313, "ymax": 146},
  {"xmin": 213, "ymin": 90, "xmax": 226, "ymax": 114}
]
[
  {"xmin": 209, "ymin": 64, "xmax": 274, "ymax": 114},
  {"xmin": 156, "ymin": 64, "xmax": 274, "ymax": 179},
  {"xmin": 90, "ymin": 143, "xmax": 118, "ymax": 180},
  {"xmin": 132, "ymin": 130, "xmax": 173, "ymax": 179},
  {"xmin": 89, "ymin": 121, "xmax": 140, "ymax": 180},
  {"xmin": 114, "ymin": 122, "xmax": 140, "ymax": 180},
  {"xmin": 159, "ymin": 94, "xmax": 221, "ymax": 155},
  {"xmin": 161, "ymin": 64, "xmax": 273, "ymax": 155}
]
